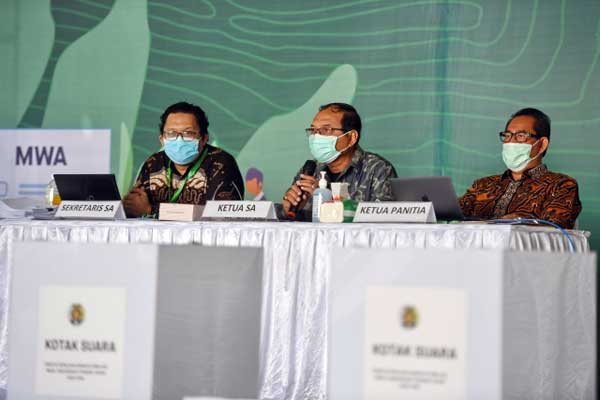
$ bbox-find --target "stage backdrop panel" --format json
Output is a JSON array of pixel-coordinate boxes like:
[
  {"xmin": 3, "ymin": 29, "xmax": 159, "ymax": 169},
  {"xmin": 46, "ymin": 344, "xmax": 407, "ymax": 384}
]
[
  {"xmin": 1, "ymin": 0, "xmax": 599, "ymax": 250},
  {"xmin": 0, "ymin": 129, "xmax": 110, "ymax": 198}
]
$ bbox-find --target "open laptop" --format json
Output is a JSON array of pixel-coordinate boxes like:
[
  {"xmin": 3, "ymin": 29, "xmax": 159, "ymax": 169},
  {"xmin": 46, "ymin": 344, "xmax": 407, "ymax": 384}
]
[
  {"xmin": 54, "ymin": 174, "xmax": 121, "ymax": 201},
  {"xmin": 390, "ymin": 176, "xmax": 465, "ymax": 221}
]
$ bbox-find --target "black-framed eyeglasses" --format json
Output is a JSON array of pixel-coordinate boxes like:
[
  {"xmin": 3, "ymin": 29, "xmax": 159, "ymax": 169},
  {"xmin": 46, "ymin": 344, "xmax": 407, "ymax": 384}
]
[
  {"xmin": 498, "ymin": 131, "xmax": 538, "ymax": 143},
  {"xmin": 305, "ymin": 126, "xmax": 346, "ymax": 136},
  {"xmin": 162, "ymin": 129, "xmax": 200, "ymax": 141}
]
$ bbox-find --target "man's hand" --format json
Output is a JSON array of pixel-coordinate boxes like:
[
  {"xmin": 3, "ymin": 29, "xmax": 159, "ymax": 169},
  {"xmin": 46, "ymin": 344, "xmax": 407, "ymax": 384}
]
[
  {"xmin": 123, "ymin": 187, "xmax": 152, "ymax": 217},
  {"xmin": 282, "ymin": 174, "xmax": 318, "ymax": 214}
]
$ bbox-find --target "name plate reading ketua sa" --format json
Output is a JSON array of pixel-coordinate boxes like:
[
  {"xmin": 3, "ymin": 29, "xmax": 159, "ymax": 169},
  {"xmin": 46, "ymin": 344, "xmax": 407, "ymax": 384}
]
[
  {"xmin": 55, "ymin": 201, "xmax": 126, "ymax": 220},
  {"xmin": 202, "ymin": 201, "xmax": 277, "ymax": 220},
  {"xmin": 353, "ymin": 202, "xmax": 436, "ymax": 223}
]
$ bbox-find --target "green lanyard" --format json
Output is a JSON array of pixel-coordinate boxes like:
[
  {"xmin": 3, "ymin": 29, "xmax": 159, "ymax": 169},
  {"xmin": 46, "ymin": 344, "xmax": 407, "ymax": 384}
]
[{"xmin": 166, "ymin": 146, "xmax": 209, "ymax": 203}]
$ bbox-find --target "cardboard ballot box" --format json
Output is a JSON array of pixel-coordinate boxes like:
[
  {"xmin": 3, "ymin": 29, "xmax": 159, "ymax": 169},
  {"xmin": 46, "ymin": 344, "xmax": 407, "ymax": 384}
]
[
  {"xmin": 328, "ymin": 248, "xmax": 596, "ymax": 400},
  {"xmin": 8, "ymin": 242, "xmax": 262, "ymax": 400}
]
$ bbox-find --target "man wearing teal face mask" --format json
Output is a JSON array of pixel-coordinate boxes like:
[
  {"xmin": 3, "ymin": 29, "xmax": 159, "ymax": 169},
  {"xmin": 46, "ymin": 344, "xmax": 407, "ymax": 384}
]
[
  {"xmin": 459, "ymin": 108, "xmax": 581, "ymax": 229},
  {"xmin": 123, "ymin": 101, "xmax": 244, "ymax": 217},
  {"xmin": 282, "ymin": 103, "xmax": 397, "ymax": 218}
]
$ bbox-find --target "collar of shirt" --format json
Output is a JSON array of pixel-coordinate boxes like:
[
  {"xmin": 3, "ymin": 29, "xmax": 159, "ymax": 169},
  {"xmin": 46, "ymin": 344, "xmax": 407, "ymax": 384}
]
[
  {"xmin": 501, "ymin": 163, "xmax": 548, "ymax": 182},
  {"xmin": 317, "ymin": 145, "xmax": 365, "ymax": 181}
]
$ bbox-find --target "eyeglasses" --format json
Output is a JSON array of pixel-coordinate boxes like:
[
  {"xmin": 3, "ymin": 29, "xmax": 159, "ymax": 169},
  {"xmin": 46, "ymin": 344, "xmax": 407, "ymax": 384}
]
[
  {"xmin": 305, "ymin": 126, "xmax": 346, "ymax": 136},
  {"xmin": 162, "ymin": 130, "xmax": 200, "ymax": 141},
  {"xmin": 498, "ymin": 131, "xmax": 538, "ymax": 143}
]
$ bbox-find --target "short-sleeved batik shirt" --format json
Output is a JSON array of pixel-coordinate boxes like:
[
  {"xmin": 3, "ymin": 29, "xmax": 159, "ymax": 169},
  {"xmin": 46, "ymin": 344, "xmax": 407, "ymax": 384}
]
[
  {"xmin": 294, "ymin": 145, "xmax": 397, "ymax": 212},
  {"xmin": 134, "ymin": 144, "xmax": 244, "ymax": 215}
]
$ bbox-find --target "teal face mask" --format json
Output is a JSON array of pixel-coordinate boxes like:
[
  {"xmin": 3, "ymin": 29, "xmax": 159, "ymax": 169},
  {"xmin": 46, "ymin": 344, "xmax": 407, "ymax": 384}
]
[
  {"xmin": 308, "ymin": 131, "xmax": 351, "ymax": 164},
  {"xmin": 164, "ymin": 137, "xmax": 200, "ymax": 165},
  {"xmin": 502, "ymin": 141, "xmax": 539, "ymax": 172}
]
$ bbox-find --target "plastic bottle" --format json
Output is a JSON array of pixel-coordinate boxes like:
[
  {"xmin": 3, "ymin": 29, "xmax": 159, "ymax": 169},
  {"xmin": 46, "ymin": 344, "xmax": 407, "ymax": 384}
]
[
  {"xmin": 312, "ymin": 171, "xmax": 333, "ymax": 222},
  {"xmin": 45, "ymin": 179, "xmax": 61, "ymax": 207}
]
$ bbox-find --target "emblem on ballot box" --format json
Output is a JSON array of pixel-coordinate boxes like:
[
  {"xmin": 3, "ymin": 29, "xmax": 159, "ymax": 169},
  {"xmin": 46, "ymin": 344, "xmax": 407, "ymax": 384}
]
[
  {"xmin": 69, "ymin": 303, "xmax": 85, "ymax": 326},
  {"xmin": 400, "ymin": 305, "xmax": 418, "ymax": 329}
]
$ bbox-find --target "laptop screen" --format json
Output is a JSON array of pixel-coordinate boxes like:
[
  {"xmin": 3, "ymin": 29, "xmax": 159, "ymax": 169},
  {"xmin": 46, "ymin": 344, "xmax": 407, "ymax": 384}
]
[
  {"xmin": 390, "ymin": 176, "xmax": 465, "ymax": 221},
  {"xmin": 54, "ymin": 174, "xmax": 121, "ymax": 201}
]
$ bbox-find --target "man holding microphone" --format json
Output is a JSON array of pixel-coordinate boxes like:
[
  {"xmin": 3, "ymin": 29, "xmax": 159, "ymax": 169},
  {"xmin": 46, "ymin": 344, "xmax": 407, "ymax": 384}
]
[{"xmin": 282, "ymin": 103, "xmax": 397, "ymax": 219}]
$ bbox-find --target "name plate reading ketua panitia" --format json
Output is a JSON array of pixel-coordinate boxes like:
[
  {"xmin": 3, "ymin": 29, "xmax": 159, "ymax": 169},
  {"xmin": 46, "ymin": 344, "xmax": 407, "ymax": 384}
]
[
  {"xmin": 55, "ymin": 201, "xmax": 126, "ymax": 220},
  {"xmin": 352, "ymin": 202, "xmax": 436, "ymax": 223},
  {"xmin": 202, "ymin": 201, "xmax": 277, "ymax": 220}
]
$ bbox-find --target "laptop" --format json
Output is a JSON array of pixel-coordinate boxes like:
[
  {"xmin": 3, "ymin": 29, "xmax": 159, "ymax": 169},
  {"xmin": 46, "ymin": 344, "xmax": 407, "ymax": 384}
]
[
  {"xmin": 54, "ymin": 174, "xmax": 121, "ymax": 201},
  {"xmin": 390, "ymin": 176, "xmax": 465, "ymax": 221}
]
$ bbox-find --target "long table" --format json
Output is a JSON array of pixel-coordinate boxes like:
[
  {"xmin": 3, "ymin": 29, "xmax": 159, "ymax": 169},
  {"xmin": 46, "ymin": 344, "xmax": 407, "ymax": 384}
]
[{"xmin": 0, "ymin": 219, "xmax": 591, "ymax": 399}]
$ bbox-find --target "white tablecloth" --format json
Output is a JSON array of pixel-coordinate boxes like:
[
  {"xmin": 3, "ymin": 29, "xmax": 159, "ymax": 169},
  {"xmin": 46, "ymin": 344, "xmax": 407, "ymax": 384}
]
[{"xmin": 0, "ymin": 219, "xmax": 591, "ymax": 399}]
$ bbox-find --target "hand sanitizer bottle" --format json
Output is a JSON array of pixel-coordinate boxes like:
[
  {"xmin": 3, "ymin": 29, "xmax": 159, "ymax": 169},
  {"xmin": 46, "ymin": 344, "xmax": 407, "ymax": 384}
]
[{"xmin": 312, "ymin": 171, "xmax": 333, "ymax": 222}]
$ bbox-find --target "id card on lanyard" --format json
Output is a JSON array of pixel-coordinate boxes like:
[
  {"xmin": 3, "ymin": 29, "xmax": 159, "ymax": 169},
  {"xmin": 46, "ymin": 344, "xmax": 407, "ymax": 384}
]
[{"xmin": 166, "ymin": 146, "xmax": 209, "ymax": 203}]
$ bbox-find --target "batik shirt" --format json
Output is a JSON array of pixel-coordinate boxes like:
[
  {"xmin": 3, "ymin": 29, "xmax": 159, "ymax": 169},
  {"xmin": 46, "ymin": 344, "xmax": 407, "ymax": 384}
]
[
  {"xmin": 134, "ymin": 145, "xmax": 244, "ymax": 215},
  {"xmin": 458, "ymin": 164, "xmax": 581, "ymax": 229},
  {"xmin": 296, "ymin": 146, "xmax": 397, "ymax": 211}
]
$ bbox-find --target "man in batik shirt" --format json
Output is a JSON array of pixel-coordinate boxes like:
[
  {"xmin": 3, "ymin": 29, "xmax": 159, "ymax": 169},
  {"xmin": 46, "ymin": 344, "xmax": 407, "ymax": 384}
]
[
  {"xmin": 123, "ymin": 101, "xmax": 244, "ymax": 217},
  {"xmin": 459, "ymin": 108, "xmax": 581, "ymax": 229},
  {"xmin": 282, "ymin": 103, "xmax": 397, "ymax": 218}
]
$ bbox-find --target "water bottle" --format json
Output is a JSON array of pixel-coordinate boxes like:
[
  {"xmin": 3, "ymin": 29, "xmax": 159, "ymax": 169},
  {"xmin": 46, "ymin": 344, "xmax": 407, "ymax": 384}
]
[{"xmin": 45, "ymin": 179, "xmax": 61, "ymax": 206}]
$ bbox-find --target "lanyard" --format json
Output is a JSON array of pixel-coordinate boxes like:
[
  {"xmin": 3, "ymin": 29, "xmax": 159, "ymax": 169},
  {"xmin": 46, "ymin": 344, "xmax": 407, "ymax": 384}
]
[{"xmin": 166, "ymin": 146, "xmax": 209, "ymax": 203}]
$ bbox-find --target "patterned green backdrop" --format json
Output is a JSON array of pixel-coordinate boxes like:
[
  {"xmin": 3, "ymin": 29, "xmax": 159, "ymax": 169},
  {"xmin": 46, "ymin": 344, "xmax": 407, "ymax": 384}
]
[{"xmin": 1, "ymin": 0, "xmax": 599, "ymax": 248}]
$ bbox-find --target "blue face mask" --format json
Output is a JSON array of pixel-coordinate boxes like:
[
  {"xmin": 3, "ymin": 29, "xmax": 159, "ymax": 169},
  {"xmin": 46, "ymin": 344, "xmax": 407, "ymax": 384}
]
[
  {"xmin": 308, "ymin": 131, "xmax": 351, "ymax": 164},
  {"xmin": 164, "ymin": 138, "xmax": 200, "ymax": 165}
]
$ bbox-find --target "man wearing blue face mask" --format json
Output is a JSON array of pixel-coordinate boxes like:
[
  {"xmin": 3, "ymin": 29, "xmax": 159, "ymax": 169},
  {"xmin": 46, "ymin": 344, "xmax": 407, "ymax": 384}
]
[
  {"xmin": 459, "ymin": 108, "xmax": 581, "ymax": 229},
  {"xmin": 123, "ymin": 101, "xmax": 244, "ymax": 217},
  {"xmin": 282, "ymin": 103, "xmax": 397, "ymax": 218}
]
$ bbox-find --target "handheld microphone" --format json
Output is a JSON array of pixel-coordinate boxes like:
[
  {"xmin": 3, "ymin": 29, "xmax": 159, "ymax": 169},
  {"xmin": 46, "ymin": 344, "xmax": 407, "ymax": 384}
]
[{"xmin": 287, "ymin": 160, "xmax": 317, "ymax": 219}]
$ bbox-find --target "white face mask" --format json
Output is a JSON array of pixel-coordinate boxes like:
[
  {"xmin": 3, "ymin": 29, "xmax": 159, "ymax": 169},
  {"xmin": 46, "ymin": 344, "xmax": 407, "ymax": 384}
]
[{"xmin": 502, "ymin": 140, "xmax": 540, "ymax": 172}]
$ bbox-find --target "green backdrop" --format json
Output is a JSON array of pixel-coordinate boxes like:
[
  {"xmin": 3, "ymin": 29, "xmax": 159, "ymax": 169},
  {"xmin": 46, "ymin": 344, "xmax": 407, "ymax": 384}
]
[{"xmin": 1, "ymin": 0, "xmax": 599, "ymax": 249}]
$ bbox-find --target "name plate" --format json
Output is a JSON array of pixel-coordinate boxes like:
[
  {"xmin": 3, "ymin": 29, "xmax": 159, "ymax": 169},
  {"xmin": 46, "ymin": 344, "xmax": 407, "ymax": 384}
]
[
  {"xmin": 55, "ymin": 201, "xmax": 125, "ymax": 220},
  {"xmin": 202, "ymin": 201, "xmax": 276, "ymax": 220},
  {"xmin": 159, "ymin": 203, "xmax": 203, "ymax": 222},
  {"xmin": 353, "ymin": 202, "xmax": 436, "ymax": 223}
]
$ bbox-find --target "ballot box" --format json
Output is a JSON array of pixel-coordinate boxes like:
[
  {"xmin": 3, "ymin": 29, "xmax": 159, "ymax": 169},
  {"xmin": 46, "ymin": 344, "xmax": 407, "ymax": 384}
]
[{"xmin": 7, "ymin": 242, "xmax": 262, "ymax": 400}]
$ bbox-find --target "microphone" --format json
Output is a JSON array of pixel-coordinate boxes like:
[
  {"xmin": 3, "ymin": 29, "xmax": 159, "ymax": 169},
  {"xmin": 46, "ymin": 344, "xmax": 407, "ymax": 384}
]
[{"xmin": 287, "ymin": 160, "xmax": 317, "ymax": 219}]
